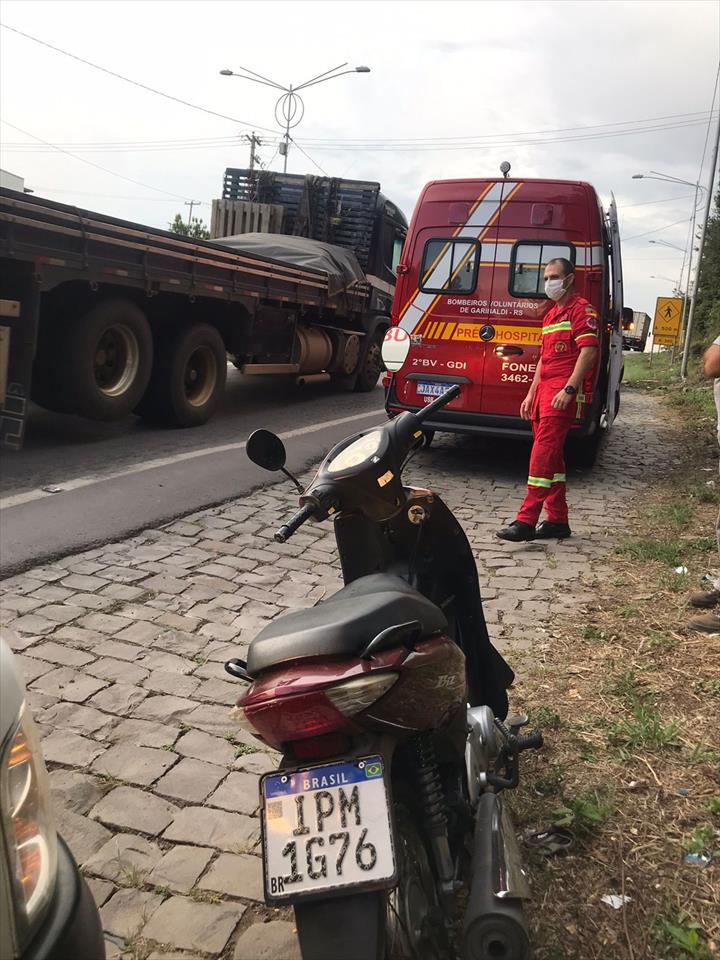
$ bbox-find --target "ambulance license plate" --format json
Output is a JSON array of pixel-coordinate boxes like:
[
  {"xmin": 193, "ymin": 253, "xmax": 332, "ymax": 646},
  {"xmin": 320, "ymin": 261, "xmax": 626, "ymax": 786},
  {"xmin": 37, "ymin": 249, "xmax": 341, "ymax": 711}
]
[
  {"xmin": 261, "ymin": 756, "xmax": 396, "ymax": 903},
  {"xmin": 416, "ymin": 381, "xmax": 453, "ymax": 397}
]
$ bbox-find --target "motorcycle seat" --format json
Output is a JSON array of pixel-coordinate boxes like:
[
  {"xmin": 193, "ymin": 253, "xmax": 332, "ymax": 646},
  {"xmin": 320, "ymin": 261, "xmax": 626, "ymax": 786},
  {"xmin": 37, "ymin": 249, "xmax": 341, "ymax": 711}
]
[{"xmin": 246, "ymin": 572, "xmax": 448, "ymax": 676}]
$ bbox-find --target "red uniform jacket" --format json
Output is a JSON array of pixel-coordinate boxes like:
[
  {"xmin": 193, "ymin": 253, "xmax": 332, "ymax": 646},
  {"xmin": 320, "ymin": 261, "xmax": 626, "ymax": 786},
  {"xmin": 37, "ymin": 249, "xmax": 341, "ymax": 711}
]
[{"xmin": 533, "ymin": 294, "xmax": 599, "ymax": 419}]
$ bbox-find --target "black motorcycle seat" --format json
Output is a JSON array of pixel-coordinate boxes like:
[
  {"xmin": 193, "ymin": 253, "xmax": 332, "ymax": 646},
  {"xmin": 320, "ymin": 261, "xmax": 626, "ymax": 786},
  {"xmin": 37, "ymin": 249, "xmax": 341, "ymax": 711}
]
[{"xmin": 246, "ymin": 573, "xmax": 448, "ymax": 676}]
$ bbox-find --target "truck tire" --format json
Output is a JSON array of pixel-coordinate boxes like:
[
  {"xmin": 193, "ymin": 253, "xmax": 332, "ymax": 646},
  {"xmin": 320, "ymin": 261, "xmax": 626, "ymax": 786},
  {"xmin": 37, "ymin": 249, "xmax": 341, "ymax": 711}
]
[
  {"xmin": 136, "ymin": 323, "xmax": 226, "ymax": 427},
  {"xmin": 354, "ymin": 330, "xmax": 384, "ymax": 392},
  {"xmin": 52, "ymin": 300, "xmax": 153, "ymax": 420}
]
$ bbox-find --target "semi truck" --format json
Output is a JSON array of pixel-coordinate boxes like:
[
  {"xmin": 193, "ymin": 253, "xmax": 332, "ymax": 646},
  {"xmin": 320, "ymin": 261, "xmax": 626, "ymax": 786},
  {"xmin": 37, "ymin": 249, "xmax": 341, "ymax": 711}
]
[
  {"xmin": 0, "ymin": 169, "xmax": 407, "ymax": 450},
  {"xmin": 384, "ymin": 173, "xmax": 624, "ymax": 466},
  {"xmin": 621, "ymin": 308, "xmax": 651, "ymax": 351}
]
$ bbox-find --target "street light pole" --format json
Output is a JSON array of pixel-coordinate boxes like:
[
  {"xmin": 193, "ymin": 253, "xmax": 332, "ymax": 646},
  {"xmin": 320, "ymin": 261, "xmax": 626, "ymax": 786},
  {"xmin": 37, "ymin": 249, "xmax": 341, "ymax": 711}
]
[
  {"xmin": 220, "ymin": 63, "xmax": 370, "ymax": 173},
  {"xmin": 633, "ymin": 171, "xmax": 705, "ymax": 370},
  {"xmin": 680, "ymin": 109, "xmax": 720, "ymax": 379}
]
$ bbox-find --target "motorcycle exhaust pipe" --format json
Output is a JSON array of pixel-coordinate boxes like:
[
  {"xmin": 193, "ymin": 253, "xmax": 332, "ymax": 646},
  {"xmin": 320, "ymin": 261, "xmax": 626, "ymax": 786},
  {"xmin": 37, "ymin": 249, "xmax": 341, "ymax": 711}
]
[{"xmin": 463, "ymin": 792, "xmax": 530, "ymax": 960}]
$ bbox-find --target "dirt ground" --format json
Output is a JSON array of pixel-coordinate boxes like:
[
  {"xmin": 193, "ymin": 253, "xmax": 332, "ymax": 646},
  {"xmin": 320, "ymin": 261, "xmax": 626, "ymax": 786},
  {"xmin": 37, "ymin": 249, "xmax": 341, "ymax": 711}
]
[{"xmin": 509, "ymin": 384, "xmax": 720, "ymax": 960}]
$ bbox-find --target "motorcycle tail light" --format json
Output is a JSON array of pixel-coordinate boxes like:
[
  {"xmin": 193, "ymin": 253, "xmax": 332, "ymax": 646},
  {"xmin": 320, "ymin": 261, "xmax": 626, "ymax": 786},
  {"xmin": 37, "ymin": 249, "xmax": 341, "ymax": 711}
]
[
  {"xmin": 232, "ymin": 673, "xmax": 398, "ymax": 750},
  {"xmin": 324, "ymin": 674, "xmax": 398, "ymax": 715},
  {"xmin": 234, "ymin": 690, "xmax": 356, "ymax": 748}
]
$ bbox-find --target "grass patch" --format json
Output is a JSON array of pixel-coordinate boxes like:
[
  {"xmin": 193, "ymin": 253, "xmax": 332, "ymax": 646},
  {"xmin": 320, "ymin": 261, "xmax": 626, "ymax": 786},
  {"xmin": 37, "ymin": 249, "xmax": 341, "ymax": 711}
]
[
  {"xmin": 619, "ymin": 535, "xmax": 713, "ymax": 566},
  {"xmin": 684, "ymin": 825, "xmax": 719, "ymax": 858},
  {"xmin": 529, "ymin": 706, "xmax": 562, "ymax": 730},
  {"xmin": 653, "ymin": 915, "xmax": 713, "ymax": 959},
  {"xmin": 235, "ymin": 743, "xmax": 258, "ymax": 757},
  {"xmin": 608, "ymin": 699, "xmax": 681, "ymax": 753},
  {"xmin": 648, "ymin": 500, "xmax": 695, "ymax": 528},
  {"xmin": 579, "ymin": 624, "xmax": 604, "ymax": 641},
  {"xmin": 118, "ymin": 864, "xmax": 147, "ymax": 889},
  {"xmin": 623, "ymin": 350, "xmax": 675, "ymax": 386},
  {"xmin": 551, "ymin": 791, "xmax": 612, "ymax": 835},
  {"xmin": 190, "ymin": 888, "xmax": 222, "ymax": 904}
]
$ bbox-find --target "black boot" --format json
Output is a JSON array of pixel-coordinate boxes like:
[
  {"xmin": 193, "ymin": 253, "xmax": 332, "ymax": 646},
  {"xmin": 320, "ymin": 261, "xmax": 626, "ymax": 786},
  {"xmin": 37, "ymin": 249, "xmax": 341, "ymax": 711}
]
[
  {"xmin": 496, "ymin": 521, "xmax": 536, "ymax": 542},
  {"xmin": 536, "ymin": 521, "xmax": 572, "ymax": 539}
]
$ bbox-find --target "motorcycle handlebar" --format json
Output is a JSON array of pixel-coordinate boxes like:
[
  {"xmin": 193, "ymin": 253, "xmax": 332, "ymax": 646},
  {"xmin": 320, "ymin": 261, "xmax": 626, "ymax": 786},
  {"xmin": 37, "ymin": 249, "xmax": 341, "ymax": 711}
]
[
  {"xmin": 274, "ymin": 503, "xmax": 317, "ymax": 543},
  {"xmin": 415, "ymin": 384, "xmax": 462, "ymax": 422}
]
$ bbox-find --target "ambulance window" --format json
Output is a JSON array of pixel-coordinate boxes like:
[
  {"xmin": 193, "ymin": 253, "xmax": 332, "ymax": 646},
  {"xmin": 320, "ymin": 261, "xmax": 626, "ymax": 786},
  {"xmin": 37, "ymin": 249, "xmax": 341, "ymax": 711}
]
[
  {"xmin": 510, "ymin": 242, "xmax": 575, "ymax": 297},
  {"xmin": 391, "ymin": 235, "xmax": 405, "ymax": 273},
  {"xmin": 420, "ymin": 238, "xmax": 480, "ymax": 294}
]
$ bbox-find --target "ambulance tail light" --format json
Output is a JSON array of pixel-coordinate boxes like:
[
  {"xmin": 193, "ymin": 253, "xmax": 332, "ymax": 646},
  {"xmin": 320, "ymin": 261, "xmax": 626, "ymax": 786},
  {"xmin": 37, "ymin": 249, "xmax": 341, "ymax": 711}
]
[{"xmin": 382, "ymin": 372, "xmax": 392, "ymax": 388}]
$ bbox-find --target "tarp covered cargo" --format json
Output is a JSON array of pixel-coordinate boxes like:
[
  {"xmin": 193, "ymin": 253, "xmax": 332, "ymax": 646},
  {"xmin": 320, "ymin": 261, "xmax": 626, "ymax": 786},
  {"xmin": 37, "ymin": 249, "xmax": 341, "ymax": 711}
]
[{"xmin": 215, "ymin": 233, "xmax": 368, "ymax": 298}]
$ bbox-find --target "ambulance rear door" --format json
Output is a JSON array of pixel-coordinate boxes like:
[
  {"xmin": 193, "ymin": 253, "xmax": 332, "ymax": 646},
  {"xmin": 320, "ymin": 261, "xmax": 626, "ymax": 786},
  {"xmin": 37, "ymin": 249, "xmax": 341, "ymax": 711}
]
[
  {"xmin": 604, "ymin": 194, "xmax": 624, "ymax": 429},
  {"xmin": 394, "ymin": 182, "xmax": 508, "ymax": 416}
]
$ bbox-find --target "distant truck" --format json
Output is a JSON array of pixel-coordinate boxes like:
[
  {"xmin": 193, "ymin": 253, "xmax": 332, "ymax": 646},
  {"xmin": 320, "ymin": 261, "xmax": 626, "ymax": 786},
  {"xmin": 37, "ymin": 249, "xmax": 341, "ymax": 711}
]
[
  {"xmin": 621, "ymin": 308, "xmax": 651, "ymax": 351},
  {"xmin": 0, "ymin": 169, "xmax": 407, "ymax": 449}
]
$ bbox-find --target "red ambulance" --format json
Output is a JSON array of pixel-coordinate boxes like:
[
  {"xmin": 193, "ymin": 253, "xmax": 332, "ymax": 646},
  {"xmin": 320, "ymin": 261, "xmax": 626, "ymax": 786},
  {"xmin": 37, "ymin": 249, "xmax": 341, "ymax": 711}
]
[{"xmin": 384, "ymin": 171, "xmax": 624, "ymax": 464}]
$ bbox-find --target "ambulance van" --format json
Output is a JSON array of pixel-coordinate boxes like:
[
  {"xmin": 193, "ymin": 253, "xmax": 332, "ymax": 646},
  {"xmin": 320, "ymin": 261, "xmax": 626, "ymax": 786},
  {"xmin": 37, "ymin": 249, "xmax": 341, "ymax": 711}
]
[{"xmin": 384, "ymin": 172, "xmax": 624, "ymax": 465}]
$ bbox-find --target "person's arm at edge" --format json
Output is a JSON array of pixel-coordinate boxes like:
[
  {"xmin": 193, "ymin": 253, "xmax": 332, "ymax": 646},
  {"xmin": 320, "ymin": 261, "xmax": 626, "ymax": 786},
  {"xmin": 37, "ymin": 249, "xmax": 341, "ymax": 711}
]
[{"xmin": 702, "ymin": 342, "xmax": 720, "ymax": 379}]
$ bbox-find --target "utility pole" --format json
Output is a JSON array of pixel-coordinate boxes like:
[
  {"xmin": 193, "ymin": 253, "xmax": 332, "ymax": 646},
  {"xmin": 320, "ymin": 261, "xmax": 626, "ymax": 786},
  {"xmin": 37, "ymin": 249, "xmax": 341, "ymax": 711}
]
[
  {"xmin": 184, "ymin": 199, "xmax": 201, "ymax": 233},
  {"xmin": 681, "ymin": 106, "xmax": 720, "ymax": 379},
  {"xmin": 244, "ymin": 131, "xmax": 262, "ymax": 171}
]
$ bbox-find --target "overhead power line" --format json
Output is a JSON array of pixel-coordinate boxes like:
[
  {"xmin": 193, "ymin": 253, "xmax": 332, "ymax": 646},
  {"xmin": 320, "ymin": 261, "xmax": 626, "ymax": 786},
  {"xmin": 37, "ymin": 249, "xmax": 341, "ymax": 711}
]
[
  {"xmin": 0, "ymin": 22, "xmax": 277, "ymax": 133},
  {"xmin": 2, "ymin": 112, "xmax": 717, "ymax": 154},
  {"xmin": 622, "ymin": 215, "xmax": 693, "ymax": 243},
  {"xmin": 0, "ymin": 120, "xmax": 190, "ymax": 200}
]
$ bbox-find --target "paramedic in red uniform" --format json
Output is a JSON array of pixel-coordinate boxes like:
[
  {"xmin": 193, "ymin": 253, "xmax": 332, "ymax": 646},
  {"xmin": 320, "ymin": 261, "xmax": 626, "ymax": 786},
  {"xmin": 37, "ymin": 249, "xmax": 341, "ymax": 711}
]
[{"xmin": 497, "ymin": 257, "xmax": 599, "ymax": 542}]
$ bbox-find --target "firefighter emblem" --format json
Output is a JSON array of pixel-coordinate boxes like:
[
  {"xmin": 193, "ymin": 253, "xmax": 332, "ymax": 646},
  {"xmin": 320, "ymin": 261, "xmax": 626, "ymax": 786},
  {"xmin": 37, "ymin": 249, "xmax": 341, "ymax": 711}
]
[{"xmin": 555, "ymin": 341, "xmax": 568, "ymax": 353}]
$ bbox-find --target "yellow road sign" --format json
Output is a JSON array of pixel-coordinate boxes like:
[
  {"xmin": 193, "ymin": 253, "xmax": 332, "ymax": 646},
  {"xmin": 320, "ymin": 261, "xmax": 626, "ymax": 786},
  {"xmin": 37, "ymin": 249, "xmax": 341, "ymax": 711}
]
[
  {"xmin": 653, "ymin": 334, "xmax": 678, "ymax": 347},
  {"xmin": 654, "ymin": 297, "xmax": 683, "ymax": 341}
]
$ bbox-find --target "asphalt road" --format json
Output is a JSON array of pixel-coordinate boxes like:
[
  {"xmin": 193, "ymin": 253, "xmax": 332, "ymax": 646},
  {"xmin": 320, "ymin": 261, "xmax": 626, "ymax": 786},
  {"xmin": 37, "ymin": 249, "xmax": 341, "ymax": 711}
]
[{"xmin": 0, "ymin": 368, "xmax": 387, "ymax": 575}]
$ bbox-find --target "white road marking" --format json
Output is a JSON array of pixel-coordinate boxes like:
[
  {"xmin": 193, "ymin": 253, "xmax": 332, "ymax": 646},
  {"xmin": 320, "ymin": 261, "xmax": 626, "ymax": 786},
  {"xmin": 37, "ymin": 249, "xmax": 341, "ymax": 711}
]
[{"xmin": 0, "ymin": 408, "xmax": 385, "ymax": 510}]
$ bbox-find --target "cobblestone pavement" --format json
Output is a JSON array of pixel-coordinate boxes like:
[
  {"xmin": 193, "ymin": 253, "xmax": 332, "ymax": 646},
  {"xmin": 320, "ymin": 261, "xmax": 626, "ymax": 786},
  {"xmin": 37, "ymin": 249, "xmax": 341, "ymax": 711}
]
[{"xmin": 0, "ymin": 390, "xmax": 673, "ymax": 959}]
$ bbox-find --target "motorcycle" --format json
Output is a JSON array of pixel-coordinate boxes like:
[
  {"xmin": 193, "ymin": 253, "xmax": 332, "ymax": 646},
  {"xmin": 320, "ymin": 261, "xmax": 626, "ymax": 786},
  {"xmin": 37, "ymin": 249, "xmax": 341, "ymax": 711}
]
[{"xmin": 225, "ymin": 344, "xmax": 543, "ymax": 960}]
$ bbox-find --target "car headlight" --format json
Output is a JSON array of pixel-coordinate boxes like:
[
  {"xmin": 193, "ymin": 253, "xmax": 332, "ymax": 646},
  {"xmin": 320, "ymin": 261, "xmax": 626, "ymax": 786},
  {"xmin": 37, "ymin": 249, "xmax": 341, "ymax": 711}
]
[{"xmin": 1, "ymin": 703, "xmax": 58, "ymax": 947}]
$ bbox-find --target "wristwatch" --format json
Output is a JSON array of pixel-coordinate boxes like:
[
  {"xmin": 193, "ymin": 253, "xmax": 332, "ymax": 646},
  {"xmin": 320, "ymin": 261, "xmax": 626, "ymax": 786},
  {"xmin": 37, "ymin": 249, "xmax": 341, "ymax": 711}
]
[{"xmin": 564, "ymin": 385, "xmax": 577, "ymax": 396}]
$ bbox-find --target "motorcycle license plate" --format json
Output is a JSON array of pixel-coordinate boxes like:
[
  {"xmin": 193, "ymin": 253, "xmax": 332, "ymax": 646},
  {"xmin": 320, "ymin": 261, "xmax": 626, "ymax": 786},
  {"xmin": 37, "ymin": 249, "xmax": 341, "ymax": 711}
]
[
  {"xmin": 261, "ymin": 756, "xmax": 396, "ymax": 903},
  {"xmin": 416, "ymin": 381, "xmax": 453, "ymax": 397}
]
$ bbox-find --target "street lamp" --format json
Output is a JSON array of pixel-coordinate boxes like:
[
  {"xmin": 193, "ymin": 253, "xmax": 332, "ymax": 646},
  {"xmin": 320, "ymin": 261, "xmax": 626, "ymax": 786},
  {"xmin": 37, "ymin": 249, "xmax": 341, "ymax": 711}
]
[
  {"xmin": 649, "ymin": 239, "xmax": 686, "ymax": 253},
  {"xmin": 650, "ymin": 275, "xmax": 682, "ymax": 297},
  {"xmin": 220, "ymin": 62, "xmax": 370, "ymax": 173},
  {"xmin": 632, "ymin": 170, "xmax": 706, "ymax": 374}
]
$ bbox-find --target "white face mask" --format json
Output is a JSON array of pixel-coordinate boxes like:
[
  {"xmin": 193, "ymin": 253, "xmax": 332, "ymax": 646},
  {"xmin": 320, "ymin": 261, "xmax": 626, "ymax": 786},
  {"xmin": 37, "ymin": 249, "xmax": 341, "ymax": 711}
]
[{"xmin": 544, "ymin": 277, "xmax": 566, "ymax": 301}]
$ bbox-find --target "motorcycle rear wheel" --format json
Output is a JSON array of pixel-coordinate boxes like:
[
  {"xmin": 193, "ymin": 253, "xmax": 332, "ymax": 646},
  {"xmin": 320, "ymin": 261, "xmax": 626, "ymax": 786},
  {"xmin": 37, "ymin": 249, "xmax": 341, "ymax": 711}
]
[
  {"xmin": 294, "ymin": 803, "xmax": 452, "ymax": 960},
  {"xmin": 386, "ymin": 804, "xmax": 452, "ymax": 960}
]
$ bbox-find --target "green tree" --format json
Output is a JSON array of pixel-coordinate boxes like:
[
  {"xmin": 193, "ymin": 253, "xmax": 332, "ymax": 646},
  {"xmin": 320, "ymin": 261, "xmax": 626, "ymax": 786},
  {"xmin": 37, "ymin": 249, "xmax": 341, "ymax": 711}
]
[
  {"xmin": 169, "ymin": 213, "xmax": 210, "ymax": 239},
  {"xmin": 693, "ymin": 188, "xmax": 720, "ymax": 344}
]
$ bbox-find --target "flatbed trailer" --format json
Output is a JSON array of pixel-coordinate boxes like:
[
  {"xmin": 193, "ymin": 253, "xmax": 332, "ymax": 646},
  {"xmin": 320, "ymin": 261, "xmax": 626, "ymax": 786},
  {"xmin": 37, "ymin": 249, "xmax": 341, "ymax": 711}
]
[{"xmin": 0, "ymin": 178, "xmax": 406, "ymax": 450}]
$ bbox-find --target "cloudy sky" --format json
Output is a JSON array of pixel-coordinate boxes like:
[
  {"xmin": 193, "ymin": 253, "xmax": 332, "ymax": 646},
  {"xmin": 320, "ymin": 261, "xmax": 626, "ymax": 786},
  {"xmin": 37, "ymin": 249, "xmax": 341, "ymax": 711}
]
[{"xmin": 1, "ymin": 0, "xmax": 718, "ymax": 318}]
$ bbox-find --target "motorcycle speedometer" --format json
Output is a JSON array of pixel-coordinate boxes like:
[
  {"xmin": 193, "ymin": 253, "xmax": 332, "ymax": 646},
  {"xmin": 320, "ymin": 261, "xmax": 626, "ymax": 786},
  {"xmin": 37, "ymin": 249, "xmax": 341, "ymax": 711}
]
[{"xmin": 325, "ymin": 431, "xmax": 384, "ymax": 474}]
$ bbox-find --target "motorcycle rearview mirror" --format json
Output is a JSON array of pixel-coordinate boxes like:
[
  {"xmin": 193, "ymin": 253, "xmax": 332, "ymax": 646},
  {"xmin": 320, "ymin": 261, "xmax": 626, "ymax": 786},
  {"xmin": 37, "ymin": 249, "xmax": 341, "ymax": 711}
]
[
  {"xmin": 246, "ymin": 429, "xmax": 303, "ymax": 492},
  {"xmin": 382, "ymin": 327, "xmax": 411, "ymax": 372}
]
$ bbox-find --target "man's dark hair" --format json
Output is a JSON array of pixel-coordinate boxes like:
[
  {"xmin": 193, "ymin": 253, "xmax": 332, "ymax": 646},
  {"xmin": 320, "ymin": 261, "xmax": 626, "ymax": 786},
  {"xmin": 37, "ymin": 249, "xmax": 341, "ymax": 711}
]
[{"xmin": 546, "ymin": 257, "xmax": 575, "ymax": 278}]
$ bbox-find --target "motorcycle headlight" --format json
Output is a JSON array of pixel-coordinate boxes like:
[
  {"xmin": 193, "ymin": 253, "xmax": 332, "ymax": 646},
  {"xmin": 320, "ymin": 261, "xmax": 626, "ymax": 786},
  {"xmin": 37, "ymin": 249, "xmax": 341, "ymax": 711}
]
[{"xmin": 1, "ymin": 704, "xmax": 58, "ymax": 948}]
